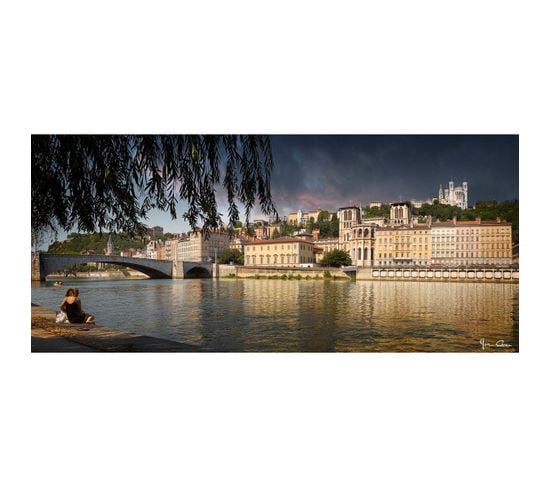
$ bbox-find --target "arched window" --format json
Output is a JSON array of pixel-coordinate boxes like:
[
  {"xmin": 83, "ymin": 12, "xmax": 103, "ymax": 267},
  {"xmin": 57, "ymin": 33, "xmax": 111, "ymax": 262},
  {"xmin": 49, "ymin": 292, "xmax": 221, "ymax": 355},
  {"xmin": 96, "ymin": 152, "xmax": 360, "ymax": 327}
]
[
  {"xmin": 364, "ymin": 228, "xmax": 369, "ymax": 237},
  {"xmin": 357, "ymin": 228, "xmax": 362, "ymax": 238},
  {"xmin": 364, "ymin": 247, "xmax": 369, "ymax": 261},
  {"xmin": 357, "ymin": 247, "xmax": 362, "ymax": 260},
  {"xmin": 353, "ymin": 230, "xmax": 356, "ymax": 238}
]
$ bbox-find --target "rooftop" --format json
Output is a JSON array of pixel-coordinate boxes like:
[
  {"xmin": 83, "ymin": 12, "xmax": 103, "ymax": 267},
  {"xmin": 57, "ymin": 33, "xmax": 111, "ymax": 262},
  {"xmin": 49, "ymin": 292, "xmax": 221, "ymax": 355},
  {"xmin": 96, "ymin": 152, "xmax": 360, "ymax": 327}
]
[
  {"xmin": 244, "ymin": 238, "xmax": 315, "ymax": 246},
  {"xmin": 431, "ymin": 219, "xmax": 510, "ymax": 227}
]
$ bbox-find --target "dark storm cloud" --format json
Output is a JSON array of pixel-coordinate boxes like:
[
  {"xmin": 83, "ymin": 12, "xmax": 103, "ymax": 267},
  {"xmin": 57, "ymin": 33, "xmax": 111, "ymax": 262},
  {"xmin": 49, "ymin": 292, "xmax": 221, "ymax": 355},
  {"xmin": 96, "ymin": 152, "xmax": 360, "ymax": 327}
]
[{"xmin": 268, "ymin": 135, "xmax": 518, "ymax": 215}]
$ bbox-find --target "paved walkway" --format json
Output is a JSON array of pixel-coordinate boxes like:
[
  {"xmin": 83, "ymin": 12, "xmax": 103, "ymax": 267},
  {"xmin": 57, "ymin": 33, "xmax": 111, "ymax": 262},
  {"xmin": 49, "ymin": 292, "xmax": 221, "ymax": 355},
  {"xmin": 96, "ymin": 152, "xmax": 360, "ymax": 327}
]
[{"xmin": 31, "ymin": 304, "xmax": 203, "ymax": 352}]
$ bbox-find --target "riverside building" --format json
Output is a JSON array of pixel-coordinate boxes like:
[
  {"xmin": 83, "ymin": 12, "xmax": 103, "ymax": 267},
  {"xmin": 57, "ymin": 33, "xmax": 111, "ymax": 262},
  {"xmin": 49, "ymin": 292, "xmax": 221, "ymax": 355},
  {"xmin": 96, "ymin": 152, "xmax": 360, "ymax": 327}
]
[
  {"xmin": 243, "ymin": 238, "xmax": 316, "ymax": 267},
  {"xmin": 374, "ymin": 225, "xmax": 432, "ymax": 266},
  {"xmin": 178, "ymin": 229, "xmax": 230, "ymax": 262},
  {"xmin": 373, "ymin": 202, "xmax": 431, "ymax": 266},
  {"xmin": 447, "ymin": 217, "xmax": 512, "ymax": 266}
]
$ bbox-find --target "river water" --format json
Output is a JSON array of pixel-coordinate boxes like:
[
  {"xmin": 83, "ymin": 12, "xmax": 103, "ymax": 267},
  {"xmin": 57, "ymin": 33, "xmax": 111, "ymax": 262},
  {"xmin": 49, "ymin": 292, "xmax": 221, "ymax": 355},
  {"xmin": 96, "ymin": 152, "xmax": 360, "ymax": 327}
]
[{"xmin": 31, "ymin": 278, "xmax": 519, "ymax": 352}]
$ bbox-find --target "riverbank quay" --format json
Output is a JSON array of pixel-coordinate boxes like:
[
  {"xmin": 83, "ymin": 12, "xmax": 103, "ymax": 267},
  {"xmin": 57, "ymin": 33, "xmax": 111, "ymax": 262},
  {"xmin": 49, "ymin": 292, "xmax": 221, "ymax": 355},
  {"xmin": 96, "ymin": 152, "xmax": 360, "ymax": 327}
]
[
  {"xmin": 216, "ymin": 264, "xmax": 519, "ymax": 283},
  {"xmin": 216, "ymin": 264, "xmax": 350, "ymax": 280},
  {"xmin": 31, "ymin": 304, "xmax": 203, "ymax": 352}
]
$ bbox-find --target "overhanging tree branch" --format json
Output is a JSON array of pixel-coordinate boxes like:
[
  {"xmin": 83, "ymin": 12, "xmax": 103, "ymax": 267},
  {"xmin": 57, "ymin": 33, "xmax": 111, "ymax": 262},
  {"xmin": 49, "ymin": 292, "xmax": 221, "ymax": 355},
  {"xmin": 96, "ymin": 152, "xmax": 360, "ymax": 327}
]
[{"xmin": 31, "ymin": 135, "xmax": 277, "ymax": 237}]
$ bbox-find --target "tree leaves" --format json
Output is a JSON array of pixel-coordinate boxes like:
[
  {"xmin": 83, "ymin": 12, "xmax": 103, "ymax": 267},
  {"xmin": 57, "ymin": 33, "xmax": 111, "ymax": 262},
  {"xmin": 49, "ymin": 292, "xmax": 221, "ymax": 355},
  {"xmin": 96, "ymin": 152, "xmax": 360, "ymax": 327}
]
[{"xmin": 32, "ymin": 135, "xmax": 277, "ymax": 238}]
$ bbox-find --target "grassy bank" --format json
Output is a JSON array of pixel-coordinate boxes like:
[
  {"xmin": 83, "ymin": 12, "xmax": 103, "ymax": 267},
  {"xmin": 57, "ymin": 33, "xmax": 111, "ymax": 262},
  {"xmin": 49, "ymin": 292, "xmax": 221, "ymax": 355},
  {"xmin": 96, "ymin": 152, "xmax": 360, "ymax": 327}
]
[{"xmin": 221, "ymin": 271, "xmax": 350, "ymax": 281}]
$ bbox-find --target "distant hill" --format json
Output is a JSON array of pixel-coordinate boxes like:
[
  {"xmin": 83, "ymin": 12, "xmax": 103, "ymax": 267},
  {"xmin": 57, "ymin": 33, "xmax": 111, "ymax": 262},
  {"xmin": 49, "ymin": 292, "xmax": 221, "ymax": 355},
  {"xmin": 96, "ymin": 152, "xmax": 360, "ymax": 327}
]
[{"xmin": 48, "ymin": 232, "xmax": 148, "ymax": 254}]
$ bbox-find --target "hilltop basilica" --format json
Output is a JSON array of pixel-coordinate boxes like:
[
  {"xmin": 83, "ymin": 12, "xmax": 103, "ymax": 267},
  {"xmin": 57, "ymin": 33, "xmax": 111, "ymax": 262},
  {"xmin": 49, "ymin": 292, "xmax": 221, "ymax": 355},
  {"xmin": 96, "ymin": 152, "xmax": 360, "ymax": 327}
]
[{"xmin": 438, "ymin": 181, "xmax": 468, "ymax": 209}]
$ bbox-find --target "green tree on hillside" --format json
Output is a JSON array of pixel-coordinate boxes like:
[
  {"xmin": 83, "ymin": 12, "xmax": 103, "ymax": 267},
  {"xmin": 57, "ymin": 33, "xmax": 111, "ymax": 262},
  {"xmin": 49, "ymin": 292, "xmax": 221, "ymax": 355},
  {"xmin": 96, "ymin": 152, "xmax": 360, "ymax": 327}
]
[{"xmin": 363, "ymin": 204, "xmax": 390, "ymax": 219}]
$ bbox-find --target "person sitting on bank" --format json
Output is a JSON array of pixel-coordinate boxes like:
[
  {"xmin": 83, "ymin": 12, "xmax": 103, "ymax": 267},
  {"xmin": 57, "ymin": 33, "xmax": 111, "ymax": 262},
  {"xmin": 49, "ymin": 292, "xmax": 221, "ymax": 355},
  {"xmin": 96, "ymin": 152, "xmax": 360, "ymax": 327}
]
[
  {"xmin": 73, "ymin": 288, "xmax": 95, "ymax": 324},
  {"xmin": 60, "ymin": 288, "xmax": 95, "ymax": 324}
]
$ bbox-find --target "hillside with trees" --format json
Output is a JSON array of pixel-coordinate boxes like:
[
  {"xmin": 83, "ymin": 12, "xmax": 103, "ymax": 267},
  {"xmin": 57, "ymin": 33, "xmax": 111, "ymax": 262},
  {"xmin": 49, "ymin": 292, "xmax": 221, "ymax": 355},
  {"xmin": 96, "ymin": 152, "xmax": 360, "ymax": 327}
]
[{"xmin": 48, "ymin": 233, "xmax": 148, "ymax": 255}]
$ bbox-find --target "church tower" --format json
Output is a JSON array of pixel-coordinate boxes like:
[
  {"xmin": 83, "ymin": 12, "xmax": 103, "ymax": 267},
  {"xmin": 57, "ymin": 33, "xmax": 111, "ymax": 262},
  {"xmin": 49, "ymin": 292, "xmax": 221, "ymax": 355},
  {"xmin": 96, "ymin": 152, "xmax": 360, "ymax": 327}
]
[
  {"xmin": 338, "ymin": 206, "xmax": 361, "ymax": 252},
  {"xmin": 390, "ymin": 202, "xmax": 412, "ymax": 226}
]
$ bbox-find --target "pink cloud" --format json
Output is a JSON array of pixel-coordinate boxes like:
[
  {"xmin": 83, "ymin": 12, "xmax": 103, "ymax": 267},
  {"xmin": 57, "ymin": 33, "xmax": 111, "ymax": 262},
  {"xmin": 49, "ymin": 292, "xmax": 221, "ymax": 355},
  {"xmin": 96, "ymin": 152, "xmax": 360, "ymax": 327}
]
[{"xmin": 295, "ymin": 192, "xmax": 342, "ymax": 211}]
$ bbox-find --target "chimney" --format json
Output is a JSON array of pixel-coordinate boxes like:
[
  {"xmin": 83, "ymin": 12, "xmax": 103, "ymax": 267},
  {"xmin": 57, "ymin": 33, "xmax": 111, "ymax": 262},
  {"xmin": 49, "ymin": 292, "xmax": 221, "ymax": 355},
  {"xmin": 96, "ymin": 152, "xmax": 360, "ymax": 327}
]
[
  {"xmin": 475, "ymin": 216, "xmax": 481, "ymax": 224},
  {"xmin": 452, "ymin": 216, "xmax": 457, "ymax": 225},
  {"xmin": 497, "ymin": 216, "xmax": 501, "ymax": 223},
  {"xmin": 427, "ymin": 215, "xmax": 432, "ymax": 227}
]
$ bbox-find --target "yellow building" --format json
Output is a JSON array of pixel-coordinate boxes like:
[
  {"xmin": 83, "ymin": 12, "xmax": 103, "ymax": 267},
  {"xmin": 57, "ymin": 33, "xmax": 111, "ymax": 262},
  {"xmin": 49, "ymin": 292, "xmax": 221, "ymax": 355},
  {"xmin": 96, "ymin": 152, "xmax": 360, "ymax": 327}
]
[
  {"xmin": 287, "ymin": 209, "xmax": 327, "ymax": 225},
  {"xmin": 244, "ymin": 238, "xmax": 316, "ymax": 267},
  {"xmin": 374, "ymin": 225, "xmax": 432, "ymax": 266},
  {"xmin": 454, "ymin": 218, "xmax": 513, "ymax": 266}
]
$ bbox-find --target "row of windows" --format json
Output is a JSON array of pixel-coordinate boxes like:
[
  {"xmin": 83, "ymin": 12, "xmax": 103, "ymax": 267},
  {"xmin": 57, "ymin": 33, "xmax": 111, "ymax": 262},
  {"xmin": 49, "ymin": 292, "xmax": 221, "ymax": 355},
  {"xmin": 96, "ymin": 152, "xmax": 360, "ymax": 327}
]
[
  {"xmin": 349, "ymin": 228, "xmax": 374, "ymax": 238},
  {"xmin": 378, "ymin": 251, "xmax": 512, "ymax": 258},
  {"xmin": 376, "ymin": 258, "xmax": 512, "ymax": 266},
  {"xmin": 251, "ymin": 244, "xmax": 301, "ymax": 252},
  {"xmin": 378, "ymin": 253, "xmax": 426, "ymax": 258},
  {"xmin": 378, "ymin": 245, "xmax": 429, "ymax": 251},
  {"xmin": 377, "ymin": 237, "xmax": 429, "ymax": 244},
  {"xmin": 246, "ymin": 254, "xmax": 314, "ymax": 264}
]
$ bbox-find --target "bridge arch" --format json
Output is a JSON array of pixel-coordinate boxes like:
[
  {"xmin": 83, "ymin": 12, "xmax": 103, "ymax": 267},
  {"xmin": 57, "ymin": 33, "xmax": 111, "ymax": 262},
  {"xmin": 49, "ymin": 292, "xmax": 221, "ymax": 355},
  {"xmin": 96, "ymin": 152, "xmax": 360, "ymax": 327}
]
[
  {"xmin": 182, "ymin": 262, "xmax": 213, "ymax": 278},
  {"xmin": 36, "ymin": 253, "xmax": 173, "ymax": 280}
]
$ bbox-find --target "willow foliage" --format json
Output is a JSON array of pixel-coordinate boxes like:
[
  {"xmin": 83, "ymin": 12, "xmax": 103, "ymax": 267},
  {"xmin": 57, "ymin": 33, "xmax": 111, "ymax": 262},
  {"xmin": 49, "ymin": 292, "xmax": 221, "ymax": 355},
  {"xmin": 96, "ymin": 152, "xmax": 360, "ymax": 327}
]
[{"xmin": 32, "ymin": 135, "xmax": 277, "ymax": 237}]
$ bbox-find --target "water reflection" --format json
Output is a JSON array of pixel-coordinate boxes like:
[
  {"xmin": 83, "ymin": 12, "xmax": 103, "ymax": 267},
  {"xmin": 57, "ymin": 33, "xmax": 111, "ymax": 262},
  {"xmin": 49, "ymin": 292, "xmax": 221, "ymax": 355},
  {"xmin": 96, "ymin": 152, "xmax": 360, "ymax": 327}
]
[{"xmin": 31, "ymin": 279, "xmax": 518, "ymax": 352}]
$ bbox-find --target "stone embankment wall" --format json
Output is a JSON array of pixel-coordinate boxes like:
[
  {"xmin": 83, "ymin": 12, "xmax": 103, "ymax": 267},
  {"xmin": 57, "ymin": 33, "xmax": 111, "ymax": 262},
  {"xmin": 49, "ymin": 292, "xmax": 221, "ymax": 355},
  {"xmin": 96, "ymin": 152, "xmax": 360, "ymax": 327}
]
[
  {"xmin": 357, "ymin": 267, "xmax": 519, "ymax": 283},
  {"xmin": 217, "ymin": 264, "xmax": 519, "ymax": 283},
  {"xmin": 217, "ymin": 265, "xmax": 349, "ymax": 279}
]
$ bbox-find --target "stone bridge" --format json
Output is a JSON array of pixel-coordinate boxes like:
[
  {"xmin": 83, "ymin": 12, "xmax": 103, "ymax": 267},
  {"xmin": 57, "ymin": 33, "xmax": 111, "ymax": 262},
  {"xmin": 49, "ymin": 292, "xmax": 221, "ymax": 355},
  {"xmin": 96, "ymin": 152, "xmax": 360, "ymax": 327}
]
[{"xmin": 31, "ymin": 253, "xmax": 213, "ymax": 280}]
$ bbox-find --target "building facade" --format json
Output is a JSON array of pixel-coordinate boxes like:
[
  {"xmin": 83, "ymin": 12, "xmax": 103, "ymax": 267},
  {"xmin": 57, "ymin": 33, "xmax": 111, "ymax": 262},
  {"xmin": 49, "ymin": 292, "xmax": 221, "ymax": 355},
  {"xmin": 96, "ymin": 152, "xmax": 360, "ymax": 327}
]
[
  {"xmin": 244, "ymin": 238, "xmax": 316, "ymax": 267},
  {"xmin": 453, "ymin": 218, "xmax": 512, "ymax": 266},
  {"xmin": 337, "ymin": 206, "xmax": 378, "ymax": 266},
  {"xmin": 287, "ymin": 208, "xmax": 328, "ymax": 225},
  {"xmin": 389, "ymin": 201, "xmax": 412, "ymax": 226},
  {"xmin": 178, "ymin": 230, "xmax": 230, "ymax": 262},
  {"xmin": 374, "ymin": 225, "xmax": 432, "ymax": 266},
  {"xmin": 430, "ymin": 223, "xmax": 456, "ymax": 265}
]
